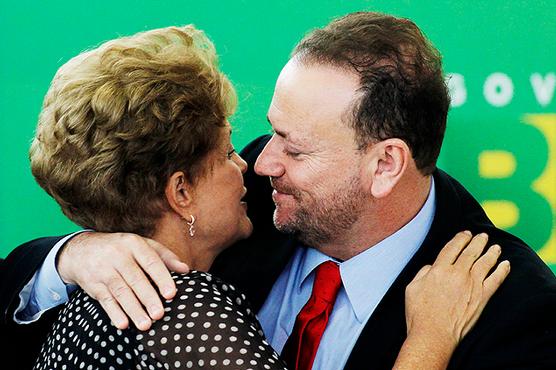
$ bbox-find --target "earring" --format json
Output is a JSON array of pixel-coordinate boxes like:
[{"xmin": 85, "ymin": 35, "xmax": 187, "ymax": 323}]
[{"xmin": 185, "ymin": 215, "xmax": 196, "ymax": 237}]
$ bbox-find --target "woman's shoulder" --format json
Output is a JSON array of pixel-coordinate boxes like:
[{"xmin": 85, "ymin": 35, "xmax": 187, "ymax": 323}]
[
  {"xmin": 172, "ymin": 270, "xmax": 236, "ymax": 290},
  {"xmin": 44, "ymin": 271, "xmax": 285, "ymax": 369},
  {"xmin": 62, "ymin": 271, "xmax": 253, "ymax": 323},
  {"xmin": 143, "ymin": 271, "xmax": 286, "ymax": 369},
  {"xmin": 168, "ymin": 270, "xmax": 255, "ymax": 318},
  {"xmin": 172, "ymin": 270, "xmax": 243, "ymax": 294}
]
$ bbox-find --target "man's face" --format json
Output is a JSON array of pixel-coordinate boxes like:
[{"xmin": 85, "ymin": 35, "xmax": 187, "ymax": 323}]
[{"xmin": 254, "ymin": 59, "xmax": 370, "ymax": 247}]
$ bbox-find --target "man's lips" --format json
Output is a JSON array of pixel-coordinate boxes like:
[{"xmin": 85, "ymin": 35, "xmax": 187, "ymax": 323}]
[
  {"xmin": 272, "ymin": 189, "xmax": 294, "ymax": 203},
  {"xmin": 270, "ymin": 178, "xmax": 296, "ymax": 202}
]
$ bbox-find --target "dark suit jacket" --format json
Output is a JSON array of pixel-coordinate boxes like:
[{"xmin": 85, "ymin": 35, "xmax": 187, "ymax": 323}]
[{"xmin": 2, "ymin": 134, "xmax": 556, "ymax": 369}]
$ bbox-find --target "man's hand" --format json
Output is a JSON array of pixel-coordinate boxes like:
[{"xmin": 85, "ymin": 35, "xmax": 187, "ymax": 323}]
[
  {"xmin": 394, "ymin": 231, "xmax": 510, "ymax": 370},
  {"xmin": 57, "ymin": 232, "xmax": 189, "ymax": 331}
]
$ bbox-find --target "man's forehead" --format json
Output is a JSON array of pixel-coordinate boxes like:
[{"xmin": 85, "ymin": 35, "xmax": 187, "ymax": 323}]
[
  {"xmin": 268, "ymin": 60, "xmax": 360, "ymax": 143},
  {"xmin": 265, "ymin": 114, "xmax": 308, "ymax": 146},
  {"xmin": 277, "ymin": 58, "xmax": 360, "ymax": 92},
  {"xmin": 274, "ymin": 61, "xmax": 359, "ymax": 115}
]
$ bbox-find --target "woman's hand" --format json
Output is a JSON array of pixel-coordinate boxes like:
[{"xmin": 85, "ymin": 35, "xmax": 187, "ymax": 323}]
[{"xmin": 393, "ymin": 231, "xmax": 510, "ymax": 370}]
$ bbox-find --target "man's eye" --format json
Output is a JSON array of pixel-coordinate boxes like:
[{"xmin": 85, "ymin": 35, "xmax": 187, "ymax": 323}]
[
  {"xmin": 285, "ymin": 149, "xmax": 301, "ymax": 158},
  {"xmin": 227, "ymin": 149, "xmax": 236, "ymax": 159}
]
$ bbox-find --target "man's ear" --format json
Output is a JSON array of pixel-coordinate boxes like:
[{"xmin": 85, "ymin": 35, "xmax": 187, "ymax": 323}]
[
  {"xmin": 165, "ymin": 171, "xmax": 193, "ymax": 216},
  {"xmin": 363, "ymin": 138, "xmax": 410, "ymax": 198}
]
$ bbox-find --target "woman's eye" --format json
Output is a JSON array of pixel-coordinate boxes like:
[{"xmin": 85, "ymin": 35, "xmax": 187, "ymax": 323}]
[{"xmin": 227, "ymin": 149, "xmax": 236, "ymax": 159}]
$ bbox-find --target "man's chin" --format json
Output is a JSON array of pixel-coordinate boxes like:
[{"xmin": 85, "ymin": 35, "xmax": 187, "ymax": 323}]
[{"xmin": 272, "ymin": 210, "xmax": 298, "ymax": 234}]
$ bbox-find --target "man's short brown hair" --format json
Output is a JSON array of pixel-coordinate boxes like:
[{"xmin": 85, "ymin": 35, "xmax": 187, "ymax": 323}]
[
  {"xmin": 293, "ymin": 12, "xmax": 450, "ymax": 175},
  {"xmin": 30, "ymin": 25, "xmax": 236, "ymax": 236}
]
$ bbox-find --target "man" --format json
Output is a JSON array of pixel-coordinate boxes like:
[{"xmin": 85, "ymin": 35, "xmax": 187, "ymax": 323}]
[{"xmin": 2, "ymin": 12, "xmax": 556, "ymax": 369}]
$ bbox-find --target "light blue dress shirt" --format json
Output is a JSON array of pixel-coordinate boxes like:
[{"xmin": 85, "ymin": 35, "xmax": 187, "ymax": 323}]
[
  {"xmin": 14, "ymin": 232, "xmax": 82, "ymax": 322},
  {"xmin": 257, "ymin": 178, "xmax": 436, "ymax": 370}
]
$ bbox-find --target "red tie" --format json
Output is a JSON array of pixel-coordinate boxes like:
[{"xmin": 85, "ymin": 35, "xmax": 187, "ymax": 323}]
[{"xmin": 282, "ymin": 261, "xmax": 342, "ymax": 370}]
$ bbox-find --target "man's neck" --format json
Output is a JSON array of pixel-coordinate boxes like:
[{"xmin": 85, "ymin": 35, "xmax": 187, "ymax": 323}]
[{"xmin": 315, "ymin": 175, "xmax": 433, "ymax": 261}]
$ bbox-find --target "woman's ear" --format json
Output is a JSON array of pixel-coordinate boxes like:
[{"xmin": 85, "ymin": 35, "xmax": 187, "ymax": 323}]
[
  {"xmin": 165, "ymin": 171, "xmax": 193, "ymax": 215},
  {"xmin": 363, "ymin": 138, "xmax": 411, "ymax": 198}
]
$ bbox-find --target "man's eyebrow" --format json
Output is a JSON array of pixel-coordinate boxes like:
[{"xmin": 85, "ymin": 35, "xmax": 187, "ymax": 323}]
[{"xmin": 267, "ymin": 116, "xmax": 304, "ymax": 146}]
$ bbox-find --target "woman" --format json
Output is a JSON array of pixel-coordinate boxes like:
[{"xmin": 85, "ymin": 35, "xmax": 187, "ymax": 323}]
[{"xmin": 31, "ymin": 25, "xmax": 508, "ymax": 369}]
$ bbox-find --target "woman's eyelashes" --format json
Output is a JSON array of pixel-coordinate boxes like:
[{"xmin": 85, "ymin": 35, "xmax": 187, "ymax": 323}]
[{"xmin": 227, "ymin": 148, "xmax": 236, "ymax": 159}]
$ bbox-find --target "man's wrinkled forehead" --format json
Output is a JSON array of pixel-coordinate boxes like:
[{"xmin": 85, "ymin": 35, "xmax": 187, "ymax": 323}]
[
  {"xmin": 265, "ymin": 115, "xmax": 309, "ymax": 147},
  {"xmin": 268, "ymin": 58, "xmax": 361, "ymax": 135}
]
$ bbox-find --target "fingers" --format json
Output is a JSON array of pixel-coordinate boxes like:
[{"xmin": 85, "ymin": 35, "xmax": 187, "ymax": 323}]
[
  {"xmin": 131, "ymin": 237, "xmax": 179, "ymax": 300},
  {"xmin": 61, "ymin": 232, "xmax": 182, "ymax": 331},
  {"xmin": 105, "ymin": 272, "xmax": 153, "ymax": 331},
  {"xmin": 455, "ymin": 233, "xmax": 489, "ymax": 271},
  {"xmin": 87, "ymin": 284, "xmax": 130, "ymax": 330},
  {"xmin": 406, "ymin": 232, "xmax": 511, "ymax": 345},
  {"xmin": 434, "ymin": 231, "xmax": 473, "ymax": 265},
  {"xmin": 412, "ymin": 265, "xmax": 432, "ymax": 282},
  {"xmin": 117, "ymin": 260, "xmax": 166, "ymax": 321},
  {"xmin": 147, "ymin": 238, "xmax": 190, "ymax": 274},
  {"xmin": 470, "ymin": 244, "xmax": 501, "ymax": 280},
  {"xmin": 482, "ymin": 260, "xmax": 511, "ymax": 299}
]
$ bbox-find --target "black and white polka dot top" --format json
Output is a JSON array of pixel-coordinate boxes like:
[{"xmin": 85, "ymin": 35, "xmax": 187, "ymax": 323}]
[{"xmin": 34, "ymin": 271, "xmax": 289, "ymax": 370}]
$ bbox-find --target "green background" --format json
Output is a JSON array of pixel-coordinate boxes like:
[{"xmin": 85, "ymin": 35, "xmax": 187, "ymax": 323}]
[{"xmin": 1, "ymin": 1, "xmax": 555, "ymax": 271}]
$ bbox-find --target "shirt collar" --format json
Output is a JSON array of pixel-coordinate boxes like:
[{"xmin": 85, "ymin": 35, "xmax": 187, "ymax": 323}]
[{"xmin": 296, "ymin": 177, "xmax": 436, "ymax": 322}]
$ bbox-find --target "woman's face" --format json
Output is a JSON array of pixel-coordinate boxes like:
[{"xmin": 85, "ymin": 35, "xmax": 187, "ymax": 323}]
[{"xmin": 191, "ymin": 125, "xmax": 253, "ymax": 250}]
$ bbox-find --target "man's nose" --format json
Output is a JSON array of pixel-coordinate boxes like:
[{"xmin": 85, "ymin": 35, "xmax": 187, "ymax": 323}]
[{"xmin": 254, "ymin": 136, "xmax": 285, "ymax": 177}]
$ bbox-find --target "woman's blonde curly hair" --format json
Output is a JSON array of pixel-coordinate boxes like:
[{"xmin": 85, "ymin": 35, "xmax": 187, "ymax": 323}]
[{"xmin": 30, "ymin": 25, "xmax": 237, "ymax": 236}]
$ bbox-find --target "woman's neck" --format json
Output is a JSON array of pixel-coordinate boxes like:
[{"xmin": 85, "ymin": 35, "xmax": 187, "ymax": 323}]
[{"xmin": 151, "ymin": 214, "xmax": 218, "ymax": 272}]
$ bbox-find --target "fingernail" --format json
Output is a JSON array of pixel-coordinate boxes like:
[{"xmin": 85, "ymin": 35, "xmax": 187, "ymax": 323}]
[
  {"xmin": 176, "ymin": 262, "xmax": 189, "ymax": 272},
  {"xmin": 493, "ymin": 244, "xmax": 501, "ymax": 253},
  {"xmin": 163, "ymin": 287, "xmax": 176, "ymax": 298},
  {"xmin": 114, "ymin": 320, "xmax": 127, "ymax": 329},
  {"xmin": 463, "ymin": 230, "xmax": 472, "ymax": 236},
  {"xmin": 149, "ymin": 305, "xmax": 163, "ymax": 318},
  {"xmin": 139, "ymin": 318, "xmax": 151, "ymax": 331},
  {"xmin": 479, "ymin": 232, "xmax": 488, "ymax": 238}
]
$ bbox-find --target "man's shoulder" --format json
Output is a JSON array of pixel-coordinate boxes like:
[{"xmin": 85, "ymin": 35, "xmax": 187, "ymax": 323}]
[
  {"xmin": 452, "ymin": 232, "xmax": 556, "ymax": 368},
  {"xmin": 432, "ymin": 168, "xmax": 556, "ymax": 303},
  {"xmin": 490, "ymin": 229, "xmax": 556, "ymax": 300},
  {"xmin": 432, "ymin": 174, "xmax": 556, "ymax": 367}
]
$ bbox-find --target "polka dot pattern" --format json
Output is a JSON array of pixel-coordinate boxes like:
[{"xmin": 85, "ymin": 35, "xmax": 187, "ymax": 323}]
[{"xmin": 34, "ymin": 271, "xmax": 288, "ymax": 369}]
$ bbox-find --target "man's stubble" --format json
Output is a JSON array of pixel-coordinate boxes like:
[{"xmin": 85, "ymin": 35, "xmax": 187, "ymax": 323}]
[{"xmin": 272, "ymin": 174, "xmax": 367, "ymax": 248}]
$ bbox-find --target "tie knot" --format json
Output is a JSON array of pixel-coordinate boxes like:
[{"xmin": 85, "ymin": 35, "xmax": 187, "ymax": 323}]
[{"xmin": 312, "ymin": 261, "xmax": 341, "ymax": 304}]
